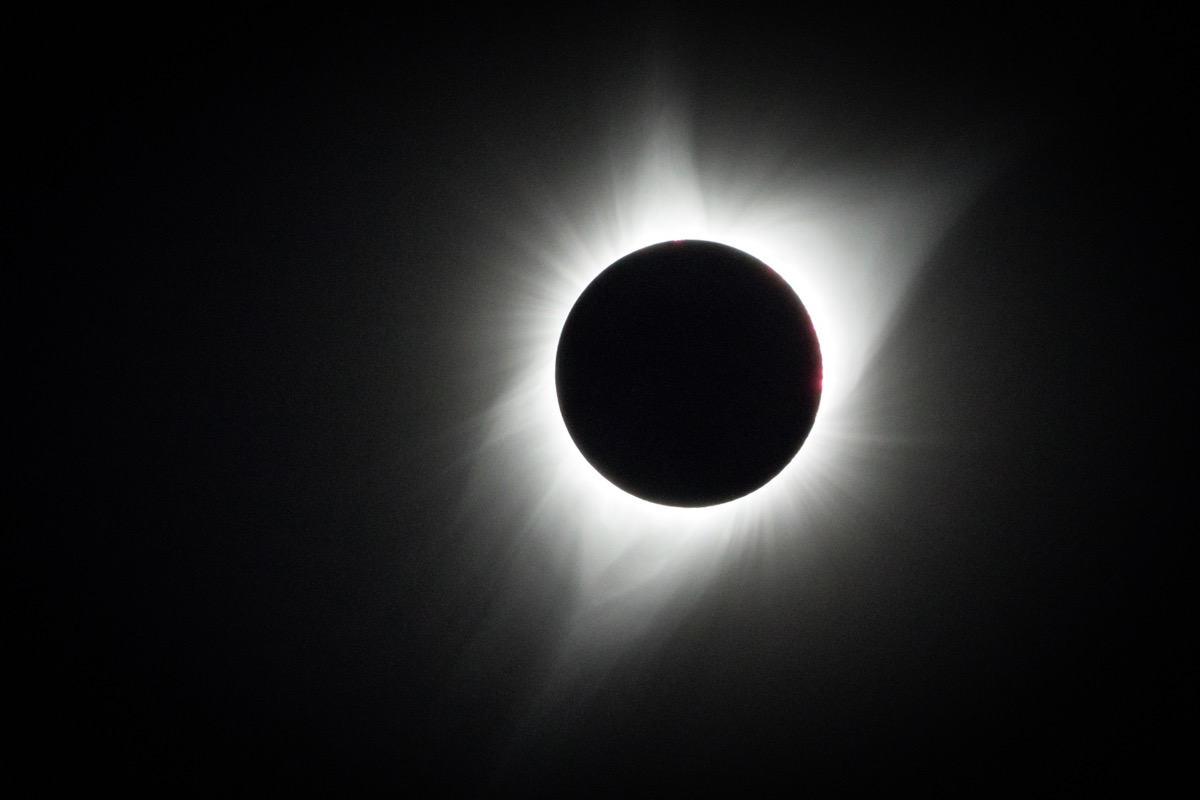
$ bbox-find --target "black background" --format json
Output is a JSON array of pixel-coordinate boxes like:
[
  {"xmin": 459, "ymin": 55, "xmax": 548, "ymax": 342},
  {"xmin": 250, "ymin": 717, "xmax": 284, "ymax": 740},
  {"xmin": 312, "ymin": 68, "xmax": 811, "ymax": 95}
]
[{"xmin": 12, "ymin": 6, "xmax": 1183, "ymax": 792}]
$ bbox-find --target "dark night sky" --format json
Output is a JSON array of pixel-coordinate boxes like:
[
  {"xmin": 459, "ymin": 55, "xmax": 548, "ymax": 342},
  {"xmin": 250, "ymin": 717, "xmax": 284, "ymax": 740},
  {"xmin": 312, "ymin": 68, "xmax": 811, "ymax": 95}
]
[{"xmin": 13, "ymin": 7, "xmax": 1184, "ymax": 793}]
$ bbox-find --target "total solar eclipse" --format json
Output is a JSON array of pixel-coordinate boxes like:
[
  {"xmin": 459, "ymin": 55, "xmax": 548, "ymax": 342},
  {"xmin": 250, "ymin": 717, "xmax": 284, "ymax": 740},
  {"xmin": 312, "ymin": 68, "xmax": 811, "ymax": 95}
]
[{"xmin": 555, "ymin": 240, "xmax": 823, "ymax": 507}]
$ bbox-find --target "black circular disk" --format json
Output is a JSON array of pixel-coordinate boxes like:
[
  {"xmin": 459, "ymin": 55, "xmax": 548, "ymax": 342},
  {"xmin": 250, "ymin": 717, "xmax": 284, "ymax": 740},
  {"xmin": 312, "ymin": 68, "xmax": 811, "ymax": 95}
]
[{"xmin": 555, "ymin": 240, "xmax": 822, "ymax": 507}]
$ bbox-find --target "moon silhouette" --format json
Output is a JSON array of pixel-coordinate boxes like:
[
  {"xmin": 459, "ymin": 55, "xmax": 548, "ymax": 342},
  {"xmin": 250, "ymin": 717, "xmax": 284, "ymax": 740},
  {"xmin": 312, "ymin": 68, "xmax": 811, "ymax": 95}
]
[{"xmin": 555, "ymin": 240, "xmax": 823, "ymax": 507}]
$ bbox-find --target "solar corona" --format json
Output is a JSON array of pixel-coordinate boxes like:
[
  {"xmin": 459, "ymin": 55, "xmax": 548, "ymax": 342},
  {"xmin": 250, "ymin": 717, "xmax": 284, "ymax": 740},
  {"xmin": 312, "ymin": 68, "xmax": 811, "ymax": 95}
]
[{"xmin": 470, "ymin": 104, "xmax": 988, "ymax": 597}]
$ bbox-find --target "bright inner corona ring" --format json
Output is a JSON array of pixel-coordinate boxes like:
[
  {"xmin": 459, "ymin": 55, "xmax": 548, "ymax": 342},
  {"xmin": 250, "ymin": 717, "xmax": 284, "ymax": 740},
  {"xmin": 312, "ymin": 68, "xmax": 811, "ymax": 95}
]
[{"xmin": 463, "ymin": 100, "xmax": 992, "ymax": 600}]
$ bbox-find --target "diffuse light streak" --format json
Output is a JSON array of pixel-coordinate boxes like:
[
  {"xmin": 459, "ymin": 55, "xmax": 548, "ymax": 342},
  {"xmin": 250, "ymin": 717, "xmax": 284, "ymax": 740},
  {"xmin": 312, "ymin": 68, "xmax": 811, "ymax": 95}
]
[{"xmin": 448, "ymin": 89, "xmax": 1001, "ymax": 752}]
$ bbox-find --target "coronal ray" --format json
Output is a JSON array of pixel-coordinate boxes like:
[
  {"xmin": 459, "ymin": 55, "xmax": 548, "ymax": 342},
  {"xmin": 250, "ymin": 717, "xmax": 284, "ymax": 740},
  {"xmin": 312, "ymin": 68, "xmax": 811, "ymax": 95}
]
[{"xmin": 443, "ymin": 79, "xmax": 1006, "ymax": 758}]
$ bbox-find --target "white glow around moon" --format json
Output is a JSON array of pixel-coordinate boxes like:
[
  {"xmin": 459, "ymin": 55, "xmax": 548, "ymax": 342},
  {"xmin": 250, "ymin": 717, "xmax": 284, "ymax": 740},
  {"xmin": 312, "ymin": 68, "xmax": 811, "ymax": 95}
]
[{"xmin": 446, "ymin": 90, "xmax": 1008, "ymax": 728}]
